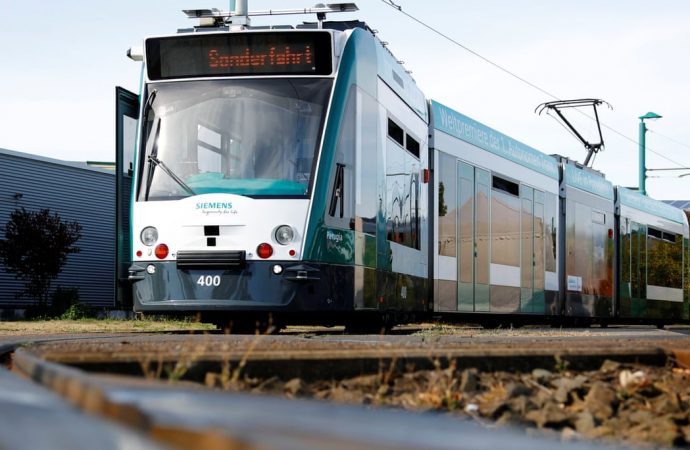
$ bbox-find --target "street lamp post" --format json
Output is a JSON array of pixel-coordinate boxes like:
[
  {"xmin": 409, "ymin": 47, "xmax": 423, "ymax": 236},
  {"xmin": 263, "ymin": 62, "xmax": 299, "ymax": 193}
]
[{"xmin": 638, "ymin": 111, "xmax": 662, "ymax": 196}]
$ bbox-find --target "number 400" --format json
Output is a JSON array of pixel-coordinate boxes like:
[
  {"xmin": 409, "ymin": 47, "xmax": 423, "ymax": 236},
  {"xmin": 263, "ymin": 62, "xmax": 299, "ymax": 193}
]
[{"xmin": 196, "ymin": 275, "xmax": 221, "ymax": 287}]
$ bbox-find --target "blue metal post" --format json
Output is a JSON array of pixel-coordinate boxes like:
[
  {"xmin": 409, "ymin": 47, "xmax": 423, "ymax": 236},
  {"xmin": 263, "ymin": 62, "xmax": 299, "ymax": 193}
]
[{"xmin": 639, "ymin": 119, "xmax": 646, "ymax": 196}]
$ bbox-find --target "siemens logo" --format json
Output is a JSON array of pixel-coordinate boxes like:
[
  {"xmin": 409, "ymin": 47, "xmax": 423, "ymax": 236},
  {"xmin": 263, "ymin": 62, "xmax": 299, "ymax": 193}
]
[{"xmin": 196, "ymin": 202, "xmax": 233, "ymax": 210}]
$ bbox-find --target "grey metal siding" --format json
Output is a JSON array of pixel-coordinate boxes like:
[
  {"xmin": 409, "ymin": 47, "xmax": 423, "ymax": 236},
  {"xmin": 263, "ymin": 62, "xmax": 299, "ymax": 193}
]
[{"xmin": 0, "ymin": 149, "xmax": 115, "ymax": 308}]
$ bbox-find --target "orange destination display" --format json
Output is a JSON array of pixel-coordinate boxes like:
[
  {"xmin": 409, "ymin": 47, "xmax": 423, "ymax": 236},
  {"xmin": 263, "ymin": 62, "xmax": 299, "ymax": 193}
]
[{"xmin": 145, "ymin": 31, "xmax": 333, "ymax": 80}]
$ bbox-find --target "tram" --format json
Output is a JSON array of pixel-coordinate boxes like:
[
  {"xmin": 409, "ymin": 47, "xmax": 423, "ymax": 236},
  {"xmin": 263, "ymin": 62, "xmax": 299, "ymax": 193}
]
[{"xmin": 115, "ymin": 3, "xmax": 689, "ymax": 329}]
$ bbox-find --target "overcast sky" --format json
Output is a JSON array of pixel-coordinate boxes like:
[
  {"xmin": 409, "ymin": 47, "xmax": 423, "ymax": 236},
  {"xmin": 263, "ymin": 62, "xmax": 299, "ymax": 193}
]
[{"xmin": 1, "ymin": 0, "xmax": 689, "ymax": 199}]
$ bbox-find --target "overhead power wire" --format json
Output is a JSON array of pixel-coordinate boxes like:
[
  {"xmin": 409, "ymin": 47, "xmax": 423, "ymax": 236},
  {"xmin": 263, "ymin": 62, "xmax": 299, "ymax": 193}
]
[
  {"xmin": 607, "ymin": 126, "xmax": 690, "ymax": 168},
  {"xmin": 647, "ymin": 129, "xmax": 690, "ymax": 152},
  {"xmin": 379, "ymin": 0, "xmax": 690, "ymax": 169},
  {"xmin": 639, "ymin": 136, "xmax": 690, "ymax": 168},
  {"xmin": 380, "ymin": 0, "xmax": 561, "ymax": 101}
]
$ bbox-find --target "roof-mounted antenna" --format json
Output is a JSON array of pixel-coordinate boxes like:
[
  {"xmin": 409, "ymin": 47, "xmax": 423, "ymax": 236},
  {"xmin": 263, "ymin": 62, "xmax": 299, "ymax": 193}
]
[
  {"xmin": 535, "ymin": 98, "xmax": 612, "ymax": 168},
  {"xmin": 183, "ymin": 3, "xmax": 358, "ymax": 30},
  {"xmin": 230, "ymin": 0, "xmax": 249, "ymax": 30}
]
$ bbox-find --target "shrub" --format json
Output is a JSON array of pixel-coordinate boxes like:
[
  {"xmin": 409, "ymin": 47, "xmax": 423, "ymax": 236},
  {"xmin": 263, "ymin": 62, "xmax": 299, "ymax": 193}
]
[
  {"xmin": 60, "ymin": 302, "xmax": 95, "ymax": 320},
  {"xmin": 0, "ymin": 208, "xmax": 82, "ymax": 306}
]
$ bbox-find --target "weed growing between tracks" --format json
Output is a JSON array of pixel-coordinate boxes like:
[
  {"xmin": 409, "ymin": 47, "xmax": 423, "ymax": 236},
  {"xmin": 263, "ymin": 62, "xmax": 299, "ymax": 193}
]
[
  {"xmin": 205, "ymin": 319, "xmax": 280, "ymax": 389},
  {"xmin": 196, "ymin": 357, "xmax": 690, "ymax": 448},
  {"xmin": 140, "ymin": 317, "xmax": 279, "ymax": 386}
]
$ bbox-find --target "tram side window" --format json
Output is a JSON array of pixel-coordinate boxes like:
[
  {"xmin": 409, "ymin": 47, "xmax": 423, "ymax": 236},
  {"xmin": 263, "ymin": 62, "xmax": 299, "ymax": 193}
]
[
  {"xmin": 591, "ymin": 214, "xmax": 607, "ymax": 292},
  {"xmin": 492, "ymin": 176, "xmax": 519, "ymax": 196},
  {"xmin": 406, "ymin": 134, "xmax": 420, "ymax": 158},
  {"xmin": 385, "ymin": 144, "xmax": 420, "ymax": 249},
  {"xmin": 385, "ymin": 119, "xmax": 420, "ymax": 250},
  {"xmin": 387, "ymin": 118, "xmax": 404, "ymax": 146},
  {"xmin": 647, "ymin": 227, "xmax": 683, "ymax": 288},
  {"xmin": 633, "ymin": 223, "xmax": 646, "ymax": 298},
  {"xmin": 544, "ymin": 192, "xmax": 557, "ymax": 273},
  {"xmin": 490, "ymin": 175, "xmax": 520, "ymax": 267},
  {"xmin": 619, "ymin": 219, "xmax": 632, "ymax": 307},
  {"xmin": 387, "ymin": 117, "xmax": 420, "ymax": 159},
  {"xmin": 572, "ymin": 202, "xmax": 595, "ymax": 295},
  {"xmin": 437, "ymin": 152, "xmax": 456, "ymax": 257}
]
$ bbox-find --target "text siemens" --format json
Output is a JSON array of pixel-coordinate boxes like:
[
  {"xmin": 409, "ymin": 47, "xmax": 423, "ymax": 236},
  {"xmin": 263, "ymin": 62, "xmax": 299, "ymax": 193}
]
[{"xmin": 196, "ymin": 202, "xmax": 233, "ymax": 210}]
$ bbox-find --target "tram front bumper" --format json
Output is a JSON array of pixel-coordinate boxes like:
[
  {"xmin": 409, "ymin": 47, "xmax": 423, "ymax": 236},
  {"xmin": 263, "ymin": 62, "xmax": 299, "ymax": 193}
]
[{"xmin": 130, "ymin": 260, "xmax": 353, "ymax": 312}]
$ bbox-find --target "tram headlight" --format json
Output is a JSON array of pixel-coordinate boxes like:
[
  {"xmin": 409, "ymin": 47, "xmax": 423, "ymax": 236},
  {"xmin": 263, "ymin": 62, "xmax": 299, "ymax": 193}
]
[
  {"xmin": 274, "ymin": 225, "xmax": 295, "ymax": 245},
  {"xmin": 141, "ymin": 227, "xmax": 158, "ymax": 246}
]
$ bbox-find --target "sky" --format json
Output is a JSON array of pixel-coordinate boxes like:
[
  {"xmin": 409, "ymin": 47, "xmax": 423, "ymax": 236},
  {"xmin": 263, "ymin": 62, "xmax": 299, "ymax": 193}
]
[{"xmin": 1, "ymin": 0, "xmax": 689, "ymax": 200}]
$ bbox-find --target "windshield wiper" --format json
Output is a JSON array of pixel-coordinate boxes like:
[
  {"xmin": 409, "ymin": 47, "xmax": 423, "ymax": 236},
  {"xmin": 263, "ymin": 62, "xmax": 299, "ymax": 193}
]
[
  {"xmin": 147, "ymin": 154, "xmax": 196, "ymax": 197},
  {"xmin": 142, "ymin": 89, "xmax": 157, "ymax": 125},
  {"xmin": 142, "ymin": 89, "xmax": 160, "ymax": 201},
  {"xmin": 143, "ymin": 116, "xmax": 196, "ymax": 199},
  {"xmin": 143, "ymin": 117, "xmax": 161, "ymax": 201}
]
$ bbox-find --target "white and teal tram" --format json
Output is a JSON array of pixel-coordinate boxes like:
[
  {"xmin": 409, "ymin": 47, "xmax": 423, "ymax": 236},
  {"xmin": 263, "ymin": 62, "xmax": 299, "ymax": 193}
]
[{"xmin": 116, "ymin": 4, "xmax": 689, "ymax": 329}]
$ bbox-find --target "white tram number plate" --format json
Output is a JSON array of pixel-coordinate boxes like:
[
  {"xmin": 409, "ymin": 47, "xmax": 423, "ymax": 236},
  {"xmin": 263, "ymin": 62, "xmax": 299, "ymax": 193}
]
[
  {"xmin": 196, "ymin": 275, "xmax": 222, "ymax": 287},
  {"xmin": 188, "ymin": 270, "xmax": 228, "ymax": 291}
]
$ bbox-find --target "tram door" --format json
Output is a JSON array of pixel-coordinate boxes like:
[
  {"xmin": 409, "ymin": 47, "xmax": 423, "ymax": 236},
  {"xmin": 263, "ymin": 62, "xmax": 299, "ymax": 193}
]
[
  {"xmin": 620, "ymin": 219, "xmax": 644, "ymax": 318},
  {"xmin": 115, "ymin": 87, "xmax": 139, "ymax": 309},
  {"xmin": 521, "ymin": 186, "xmax": 534, "ymax": 311},
  {"xmin": 630, "ymin": 222, "xmax": 645, "ymax": 316},
  {"xmin": 457, "ymin": 162, "xmax": 490, "ymax": 312},
  {"xmin": 520, "ymin": 188, "xmax": 546, "ymax": 312}
]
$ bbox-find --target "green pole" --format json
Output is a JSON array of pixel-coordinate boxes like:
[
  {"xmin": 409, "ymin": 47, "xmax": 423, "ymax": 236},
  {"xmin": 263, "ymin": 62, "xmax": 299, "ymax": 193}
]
[{"xmin": 639, "ymin": 119, "xmax": 646, "ymax": 196}]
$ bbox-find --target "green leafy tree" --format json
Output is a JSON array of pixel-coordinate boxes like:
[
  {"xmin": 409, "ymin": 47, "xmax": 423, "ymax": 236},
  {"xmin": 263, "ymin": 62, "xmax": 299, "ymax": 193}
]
[{"xmin": 0, "ymin": 208, "xmax": 82, "ymax": 306}]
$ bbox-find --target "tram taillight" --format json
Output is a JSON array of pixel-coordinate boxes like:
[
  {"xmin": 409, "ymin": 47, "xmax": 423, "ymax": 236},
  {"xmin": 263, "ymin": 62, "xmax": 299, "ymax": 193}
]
[
  {"xmin": 155, "ymin": 244, "xmax": 169, "ymax": 259},
  {"xmin": 257, "ymin": 243, "xmax": 273, "ymax": 259}
]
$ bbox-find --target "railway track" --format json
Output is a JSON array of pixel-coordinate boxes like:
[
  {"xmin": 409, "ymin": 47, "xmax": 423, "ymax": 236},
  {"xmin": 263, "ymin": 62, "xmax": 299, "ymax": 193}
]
[{"xmin": 2, "ymin": 325, "xmax": 690, "ymax": 449}]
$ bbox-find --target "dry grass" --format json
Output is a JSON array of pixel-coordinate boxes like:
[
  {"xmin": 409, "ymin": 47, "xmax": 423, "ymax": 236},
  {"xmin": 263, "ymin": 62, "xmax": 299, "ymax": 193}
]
[
  {"xmin": 410, "ymin": 323, "xmax": 596, "ymax": 338},
  {"xmin": 0, "ymin": 318, "xmax": 214, "ymax": 336}
]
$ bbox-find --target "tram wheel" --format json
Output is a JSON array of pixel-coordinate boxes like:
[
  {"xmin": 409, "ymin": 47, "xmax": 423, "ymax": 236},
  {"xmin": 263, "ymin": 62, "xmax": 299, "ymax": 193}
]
[
  {"xmin": 203, "ymin": 314, "xmax": 283, "ymax": 334},
  {"xmin": 344, "ymin": 313, "xmax": 394, "ymax": 334},
  {"xmin": 481, "ymin": 318, "xmax": 523, "ymax": 330}
]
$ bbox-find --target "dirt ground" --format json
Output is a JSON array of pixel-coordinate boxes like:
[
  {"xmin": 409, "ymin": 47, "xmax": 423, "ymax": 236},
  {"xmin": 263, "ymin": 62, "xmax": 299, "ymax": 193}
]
[
  {"xmin": 6, "ymin": 322, "xmax": 690, "ymax": 447},
  {"xmin": 205, "ymin": 359, "xmax": 690, "ymax": 448}
]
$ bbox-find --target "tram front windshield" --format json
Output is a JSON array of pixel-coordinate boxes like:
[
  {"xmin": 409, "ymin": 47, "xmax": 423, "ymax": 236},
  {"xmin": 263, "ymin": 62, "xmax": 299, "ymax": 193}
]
[{"xmin": 138, "ymin": 78, "xmax": 332, "ymax": 201}]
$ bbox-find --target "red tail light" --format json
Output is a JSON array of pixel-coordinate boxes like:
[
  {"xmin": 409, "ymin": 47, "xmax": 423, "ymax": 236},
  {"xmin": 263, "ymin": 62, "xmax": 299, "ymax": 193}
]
[
  {"xmin": 155, "ymin": 244, "xmax": 169, "ymax": 259},
  {"xmin": 257, "ymin": 243, "xmax": 273, "ymax": 259}
]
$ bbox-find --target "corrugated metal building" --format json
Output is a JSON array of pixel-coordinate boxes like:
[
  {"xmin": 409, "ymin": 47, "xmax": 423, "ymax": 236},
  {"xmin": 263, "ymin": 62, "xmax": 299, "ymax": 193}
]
[
  {"xmin": 664, "ymin": 200, "xmax": 690, "ymax": 211},
  {"xmin": 0, "ymin": 148, "xmax": 116, "ymax": 309}
]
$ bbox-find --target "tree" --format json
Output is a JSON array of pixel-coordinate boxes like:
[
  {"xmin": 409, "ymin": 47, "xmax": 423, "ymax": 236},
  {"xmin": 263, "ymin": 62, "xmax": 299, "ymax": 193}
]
[{"xmin": 0, "ymin": 208, "xmax": 82, "ymax": 306}]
